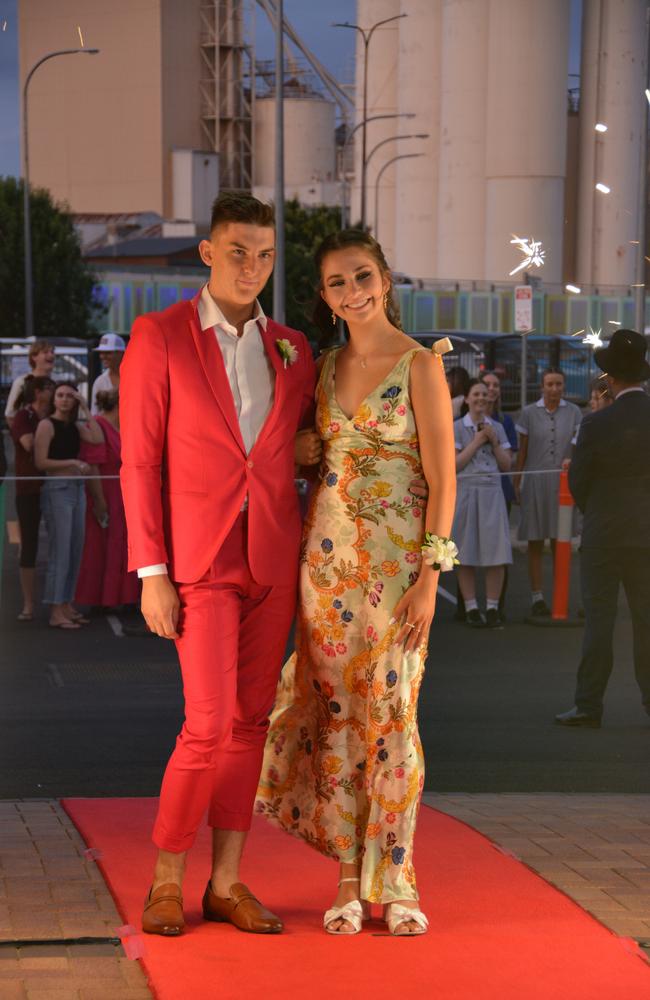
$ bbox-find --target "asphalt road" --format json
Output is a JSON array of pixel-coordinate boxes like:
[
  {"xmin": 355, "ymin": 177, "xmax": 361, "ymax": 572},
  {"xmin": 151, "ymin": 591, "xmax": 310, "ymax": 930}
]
[{"xmin": 0, "ymin": 523, "xmax": 648, "ymax": 799}]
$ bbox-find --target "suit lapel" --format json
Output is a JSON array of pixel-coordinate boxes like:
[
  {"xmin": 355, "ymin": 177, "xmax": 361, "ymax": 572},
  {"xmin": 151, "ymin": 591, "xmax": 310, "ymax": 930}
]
[
  {"xmin": 188, "ymin": 303, "xmax": 246, "ymax": 454},
  {"xmin": 253, "ymin": 319, "xmax": 286, "ymax": 450}
]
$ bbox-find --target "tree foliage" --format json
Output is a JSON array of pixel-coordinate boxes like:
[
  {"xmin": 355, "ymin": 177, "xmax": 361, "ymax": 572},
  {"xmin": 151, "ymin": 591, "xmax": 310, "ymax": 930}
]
[
  {"xmin": 259, "ymin": 199, "xmax": 341, "ymax": 342},
  {"xmin": 0, "ymin": 176, "xmax": 99, "ymax": 340}
]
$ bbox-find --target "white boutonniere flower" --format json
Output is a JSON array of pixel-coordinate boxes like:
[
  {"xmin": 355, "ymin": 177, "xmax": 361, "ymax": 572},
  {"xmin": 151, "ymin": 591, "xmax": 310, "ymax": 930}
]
[
  {"xmin": 276, "ymin": 338, "xmax": 298, "ymax": 369},
  {"xmin": 421, "ymin": 532, "xmax": 459, "ymax": 572}
]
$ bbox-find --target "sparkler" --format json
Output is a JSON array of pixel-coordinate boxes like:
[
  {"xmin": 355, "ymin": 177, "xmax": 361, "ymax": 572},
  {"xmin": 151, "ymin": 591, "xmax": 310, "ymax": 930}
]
[
  {"xmin": 583, "ymin": 327, "xmax": 604, "ymax": 349},
  {"xmin": 594, "ymin": 122, "xmax": 608, "ymax": 132},
  {"xmin": 2, "ymin": 20, "xmax": 6, "ymax": 31},
  {"xmin": 571, "ymin": 329, "xmax": 585, "ymax": 338},
  {"xmin": 595, "ymin": 182, "xmax": 611, "ymax": 194},
  {"xmin": 77, "ymin": 24, "xmax": 84, "ymax": 47},
  {"xmin": 645, "ymin": 89, "xmax": 650, "ymax": 106},
  {"xmin": 509, "ymin": 235, "xmax": 545, "ymax": 277},
  {"xmin": 565, "ymin": 284, "xmax": 581, "ymax": 294},
  {"xmin": 608, "ymin": 320, "xmax": 621, "ymax": 325}
]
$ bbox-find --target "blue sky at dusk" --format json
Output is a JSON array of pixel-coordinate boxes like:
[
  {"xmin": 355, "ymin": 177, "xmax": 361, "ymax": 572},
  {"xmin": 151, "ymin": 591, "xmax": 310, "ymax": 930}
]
[{"xmin": 0, "ymin": 0, "xmax": 581, "ymax": 181}]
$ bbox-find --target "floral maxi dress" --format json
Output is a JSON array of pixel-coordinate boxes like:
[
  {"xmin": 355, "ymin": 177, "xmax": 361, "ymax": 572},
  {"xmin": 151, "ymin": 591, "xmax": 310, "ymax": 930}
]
[{"xmin": 256, "ymin": 347, "xmax": 428, "ymax": 904}]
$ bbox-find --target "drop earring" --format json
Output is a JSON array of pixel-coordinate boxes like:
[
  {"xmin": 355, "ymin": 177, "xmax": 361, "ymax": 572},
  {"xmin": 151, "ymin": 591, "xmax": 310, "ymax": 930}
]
[
  {"xmin": 331, "ymin": 310, "xmax": 337, "ymax": 325},
  {"xmin": 383, "ymin": 292, "xmax": 389, "ymax": 312}
]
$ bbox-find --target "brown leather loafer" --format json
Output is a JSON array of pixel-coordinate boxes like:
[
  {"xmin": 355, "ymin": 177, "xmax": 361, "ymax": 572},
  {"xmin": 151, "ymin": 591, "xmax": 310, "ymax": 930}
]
[
  {"xmin": 142, "ymin": 883, "xmax": 184, "ymax": 936},
  {"xmin": 202, "ymin": 881, "xmax": 283, "ymax": 934}
]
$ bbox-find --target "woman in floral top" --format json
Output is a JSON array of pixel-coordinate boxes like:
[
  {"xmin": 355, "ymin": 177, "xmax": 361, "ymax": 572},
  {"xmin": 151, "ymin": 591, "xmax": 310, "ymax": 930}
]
[{"xmin": 256, "ymin": 230, "xmax": 456, "ymax": 936}]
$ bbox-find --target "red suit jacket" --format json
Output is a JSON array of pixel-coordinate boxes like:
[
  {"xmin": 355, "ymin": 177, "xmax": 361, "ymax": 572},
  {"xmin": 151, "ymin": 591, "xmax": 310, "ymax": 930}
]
[{"xmin": 120, "ymin": 297, "xmax": 316, "ymax": 584}]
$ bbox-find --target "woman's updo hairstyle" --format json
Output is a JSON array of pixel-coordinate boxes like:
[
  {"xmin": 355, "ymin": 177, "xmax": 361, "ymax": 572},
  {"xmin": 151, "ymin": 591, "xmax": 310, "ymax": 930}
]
[
  {"xmin": 95, "ymin": 389, "xmax": 119, "ymax": 413},
  {"xmin": 312, "ymin": 229, "xmax": 402, "ymax": 344}
]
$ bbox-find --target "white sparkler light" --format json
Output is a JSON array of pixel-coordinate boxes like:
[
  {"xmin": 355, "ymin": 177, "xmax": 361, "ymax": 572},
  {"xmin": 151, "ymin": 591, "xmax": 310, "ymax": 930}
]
[
  {"xmin": 77, "ymin": 25, "xmax": 84, "ymax": 47},
  {"xmin": 608, "ymin": 320, "xmax": 621, "ymax": 325},
  {"xmin": 565, "ymin": 284, "xmax": 581, "ymax": 294},
  {"xmin": 595, "ymin": 183, "xmax": 611, "ymax": 194},
  {"xmin": 583, "ymin": 327, "xmax": 604, "ymax": 349},
  {"xmin": 594, "ymin": 122, "xmax": 608, "ymax": 132},
  {"xmin": 645, "ymin": 89, "xmax": 650, "ymax": 106},
  {"xmin": 509, "ymin": 235, "xmax": 545, "ymax": 277},
  {"xmin": 2, "ymin": 20, "xmax": 6, "ymax": 31}
]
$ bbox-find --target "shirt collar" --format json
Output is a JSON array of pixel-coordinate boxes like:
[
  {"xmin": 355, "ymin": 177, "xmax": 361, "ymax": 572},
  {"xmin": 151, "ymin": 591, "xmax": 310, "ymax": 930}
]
[
  {"xmin": 462, "ymin": 412, "xmax": 493, "ymax": 429},
  {"xmin": 536, "ymin": 397, "xmax": 566, "ymax": 409},
  {"xmin": 615, "ymin": 386, "xmax": 645, "ymax": 399},
  {"xmin": 197, "ymin": 283, "xmax": 267, "ymax": 335}
]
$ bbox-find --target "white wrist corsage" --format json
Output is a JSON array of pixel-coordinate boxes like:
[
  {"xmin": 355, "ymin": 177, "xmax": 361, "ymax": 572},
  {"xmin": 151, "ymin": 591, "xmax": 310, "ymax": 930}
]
[
  {"xmin": 276, "ymin": 338, "xmax": 298, "ymax": 369},
  {"xmin": 421, "ymin": 532, "xmax": 459, "ymax": 572}
]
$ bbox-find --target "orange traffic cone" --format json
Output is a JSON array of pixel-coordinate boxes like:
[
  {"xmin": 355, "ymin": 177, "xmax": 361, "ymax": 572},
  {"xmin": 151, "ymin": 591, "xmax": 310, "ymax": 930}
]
[{"xmin": 526, "ymin": 467, "xmax": 583, "ymax": 627}]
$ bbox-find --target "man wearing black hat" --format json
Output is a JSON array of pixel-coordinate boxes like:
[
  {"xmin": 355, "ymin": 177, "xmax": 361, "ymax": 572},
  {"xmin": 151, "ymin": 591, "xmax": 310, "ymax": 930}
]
[{"xmin": 555, "ymin": 329, "xmax": 650, "ymax": 728}]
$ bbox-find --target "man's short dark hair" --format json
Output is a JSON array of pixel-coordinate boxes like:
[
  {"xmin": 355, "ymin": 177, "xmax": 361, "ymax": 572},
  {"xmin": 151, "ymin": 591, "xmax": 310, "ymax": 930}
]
[
  {"xmin": 541, "ymin": 366, "xmax": 565, "ymax": 384},
  {"xmin": 210, "ymin": 192, "xmax": 275, "ymax": 233}
]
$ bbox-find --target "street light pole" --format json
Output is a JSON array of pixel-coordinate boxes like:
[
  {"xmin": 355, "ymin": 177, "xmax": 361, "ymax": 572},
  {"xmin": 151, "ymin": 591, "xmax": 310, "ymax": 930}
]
[
  {"xmin": 365, "ymin": 132, "xmax": 429, "ymax": 171},
  {"xmin": 273, "ymin": 0, "xmax": 285, "ymax": 323},
  {"xmin": 374, "ymin": 152, "xmax": 423, "ymax": 244},
  {"xmin": 333, "ymin": 13, "xmax": 406, "ymax": 228},
  {"xmin": 634, "ymin": 4, "xmax": 650, "ymax": 335},
  {"xmin": 339, "ymin": 113, "xmax": 416, "ymax": 227},
  {"xmin": 22, "ymin": 48, "xmax": 99, "ymax": 339}
]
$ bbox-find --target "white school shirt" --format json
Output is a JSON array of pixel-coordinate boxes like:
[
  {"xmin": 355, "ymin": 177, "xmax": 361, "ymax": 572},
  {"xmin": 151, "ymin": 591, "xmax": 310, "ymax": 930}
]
[{"xmin": 137, "ymin": 285, "xmax": 275, "ymax": 578}]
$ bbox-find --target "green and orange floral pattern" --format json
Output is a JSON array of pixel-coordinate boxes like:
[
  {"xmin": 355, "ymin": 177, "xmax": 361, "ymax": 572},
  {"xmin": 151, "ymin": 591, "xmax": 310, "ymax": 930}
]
[{"xmin": 256, "ymin": 347, "xmax": 427, "ymax": 903}]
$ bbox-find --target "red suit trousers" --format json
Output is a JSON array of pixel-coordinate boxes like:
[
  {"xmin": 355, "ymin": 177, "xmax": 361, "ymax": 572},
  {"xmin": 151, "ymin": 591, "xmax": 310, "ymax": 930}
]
[{"xmin": 152, "ymin": 512, "xmax": 296, "ymax": 853}]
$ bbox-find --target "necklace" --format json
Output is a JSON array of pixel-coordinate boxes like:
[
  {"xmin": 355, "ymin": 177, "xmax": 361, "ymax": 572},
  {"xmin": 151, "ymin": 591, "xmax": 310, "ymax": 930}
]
[
  {"xmin": 346, "ymin": 348, "xmax": 368, "ymax": 369},
  {"xmin": 346, "ymin": 328, "xmax": 399, "ymax": 370}
]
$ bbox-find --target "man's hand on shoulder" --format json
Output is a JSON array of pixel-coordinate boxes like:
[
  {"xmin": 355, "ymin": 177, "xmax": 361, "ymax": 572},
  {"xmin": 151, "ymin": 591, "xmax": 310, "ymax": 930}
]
[{"xmin": 141, "ymin": 575, "xmax": 180, "ymax": 639}]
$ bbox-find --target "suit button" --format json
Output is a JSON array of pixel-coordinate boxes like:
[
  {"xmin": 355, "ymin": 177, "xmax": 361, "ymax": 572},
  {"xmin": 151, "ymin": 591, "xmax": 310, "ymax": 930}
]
[{"xmin": 247, "ymin": 460, "xmax": 254, "ymax": 468}]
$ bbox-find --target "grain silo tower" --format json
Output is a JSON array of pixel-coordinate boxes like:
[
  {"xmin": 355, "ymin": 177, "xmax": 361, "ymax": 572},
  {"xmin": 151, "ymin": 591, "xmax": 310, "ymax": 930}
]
[
  {"xmin": 253, "ymin": 59, "xmax": 338, "ymax": 206},
  {"xmin": 352, "ymin": 0, "xmax": 571, "ymax": 283}
]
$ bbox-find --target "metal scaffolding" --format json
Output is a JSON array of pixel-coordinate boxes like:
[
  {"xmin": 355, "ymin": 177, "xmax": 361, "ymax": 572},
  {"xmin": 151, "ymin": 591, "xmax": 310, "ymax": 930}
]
[{"xmin": 199, "ymin": 0, "xmax": 254, "ymax": 190}]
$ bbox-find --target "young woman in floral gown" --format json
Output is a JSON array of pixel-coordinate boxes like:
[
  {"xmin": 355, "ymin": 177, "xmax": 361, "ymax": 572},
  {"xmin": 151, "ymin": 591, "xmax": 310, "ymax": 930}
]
[{"xmin": 256, "ymin": 231, "xmax": 456, "ymax": 935}]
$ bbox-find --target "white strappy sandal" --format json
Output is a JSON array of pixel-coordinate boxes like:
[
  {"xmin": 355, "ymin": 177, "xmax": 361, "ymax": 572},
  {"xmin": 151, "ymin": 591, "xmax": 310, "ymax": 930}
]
[
  {"xmin": 384, "ymin": 901, "xmax": 429, "ymax": 936},
  {"xmin": 323, "ymin": 877, "xmax": 369, "ymax": 935}
]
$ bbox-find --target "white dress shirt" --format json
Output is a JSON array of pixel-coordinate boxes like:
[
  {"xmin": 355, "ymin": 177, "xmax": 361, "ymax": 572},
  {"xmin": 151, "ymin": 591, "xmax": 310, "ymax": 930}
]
[
  {"xmin": 91, "ymin": 368, "xmax": 117, "ymax": 414},
  {"xmin": 137, "ymin": 284, "xmax": 275, "ymax": 578}
]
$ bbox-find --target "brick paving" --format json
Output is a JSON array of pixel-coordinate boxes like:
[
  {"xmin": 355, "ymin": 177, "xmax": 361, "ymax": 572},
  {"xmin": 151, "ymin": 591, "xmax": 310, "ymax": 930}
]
[
  {"xmin": 2, "ymin": 796, "xmax": 650, "ymax": 997},
  {"xmin": 0, "ymin": 801, "xmax": 151, "ymax": 999},
  {"xmin": 424, "ymin": 793, "xmax": 650, "ymax": 943}
]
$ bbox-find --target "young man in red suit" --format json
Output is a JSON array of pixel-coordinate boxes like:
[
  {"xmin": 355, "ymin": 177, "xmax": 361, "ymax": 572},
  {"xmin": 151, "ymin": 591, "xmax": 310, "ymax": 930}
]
[{"xmin": 120, "ymin": 193, "xmax": 319, "ymax": 936}]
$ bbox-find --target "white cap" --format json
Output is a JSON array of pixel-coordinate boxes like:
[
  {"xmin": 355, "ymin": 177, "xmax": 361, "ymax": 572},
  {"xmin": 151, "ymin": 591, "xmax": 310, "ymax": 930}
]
[{"xmin": 93, "ymin": 333, "xmax": 126, "ymax": 352}]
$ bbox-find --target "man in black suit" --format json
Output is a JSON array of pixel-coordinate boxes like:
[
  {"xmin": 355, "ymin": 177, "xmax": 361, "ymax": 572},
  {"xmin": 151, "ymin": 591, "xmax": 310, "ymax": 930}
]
[{"xmin": 555, "ymin": 329, "xmax": 650, "ymax": 728}]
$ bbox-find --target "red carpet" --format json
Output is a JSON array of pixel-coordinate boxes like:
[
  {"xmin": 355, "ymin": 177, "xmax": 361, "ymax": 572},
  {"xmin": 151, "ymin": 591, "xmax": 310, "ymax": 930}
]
[{"xmin": 62, "ymin": 798, "xmax": 650, "ymax": 1000}]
